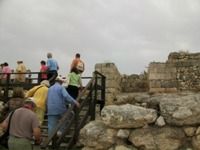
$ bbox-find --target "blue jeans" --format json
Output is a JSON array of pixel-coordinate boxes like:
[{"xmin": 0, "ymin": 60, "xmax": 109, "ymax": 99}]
[{"xmin": 48, "ymin": 114, "xmax": 62, "ymax": 135}]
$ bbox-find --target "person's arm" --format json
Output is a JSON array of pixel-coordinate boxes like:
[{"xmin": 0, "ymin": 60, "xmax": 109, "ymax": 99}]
[
  {"xmin": 70, "ymin": 59, "xmax": 76, "ymax": 70},
  {"xmin": 32, "ymin": 114, "xmax": 41, "ymax": 145},
  {"xmin": 0, "ymin": 121, "xmax": 8, "ymax": 132},
  {"xmin": 61, "ymin": 87, "xmax": 80, "ymax": 108},
  {"xmin": 82, "ymin": 60, "xmax": 85, "ymax": 71},
  {"xmin": 0, "ymin": 115, "xmax": 9, "ymax": 132},
  {"xmin": 78, "ymin": 75, "xmax": 83, "ymax": 90},
  {"xmin": 46, "ymin": 59, "xmax": 50, "ymax": 70},
  {"xmin": 56, "ymin": 61, "xmax": 59, "ymax": 70},
  {"xmin": 33, "ymin": 127, "xmax": 41, "ymax": 145}
]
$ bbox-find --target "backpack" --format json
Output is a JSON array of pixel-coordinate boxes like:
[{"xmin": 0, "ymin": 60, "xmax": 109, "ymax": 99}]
[{"xmin": 76, "ymin": 61, "xmax": 84, "ymax": 72}]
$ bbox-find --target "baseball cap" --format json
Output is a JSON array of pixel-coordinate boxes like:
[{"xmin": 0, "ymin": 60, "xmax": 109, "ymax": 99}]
[{"xmin": 24, "ymin": 97, "xmax": 36, "ymax": 107}]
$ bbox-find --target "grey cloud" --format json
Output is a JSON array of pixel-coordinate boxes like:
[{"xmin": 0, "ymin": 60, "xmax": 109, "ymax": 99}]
[{"xmin": 0, "ymin": 0, "xmax": 200, "ymax": 76}]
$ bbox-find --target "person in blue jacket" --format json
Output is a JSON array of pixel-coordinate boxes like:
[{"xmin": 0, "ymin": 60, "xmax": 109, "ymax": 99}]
[{"xmin": 47, "ymin": 75, "xmax": 80, "ymax": 135}]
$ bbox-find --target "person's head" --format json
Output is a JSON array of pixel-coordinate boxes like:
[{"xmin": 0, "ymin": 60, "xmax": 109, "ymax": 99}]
[
  {"xmin": 23, "ymin": 98, "xmax": 36, "ymax": 110},
  {"xmin": 17, "ymin": 60, "xmax": 23, "ymax": 64},
  {"xmin": 75, "ymin": 53, "xmax": 80, "ymax": 58},
  {"xmin": 12, "ymin": 87, "xmax": 25, "ymax": 98},
  {"xmin": 40, "ymin": 60, "xmax": 46, "ymax": 65},
  {"xmin": 55, "ymin": 75, "xmax": 65, "ymax": 84},
  {"xmin": 3, "ymin": 62, "xmax": 8, "ymax": 66},
  {"xmin": 40, "ymin": 80, "xmax": 50, "ymax": 87},
  {"xmin": 47, "ymin": 53, "xmax": 52, "ymax": 58}
]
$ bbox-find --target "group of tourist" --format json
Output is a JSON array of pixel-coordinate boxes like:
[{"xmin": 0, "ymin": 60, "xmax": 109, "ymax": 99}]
[
  {"xmin": 0, "ymin": 61, "xmax": 27, "ymax": 84},
  {"xmin": 0, "ymin": 52, "xmax": 85, "ymax": 150}
]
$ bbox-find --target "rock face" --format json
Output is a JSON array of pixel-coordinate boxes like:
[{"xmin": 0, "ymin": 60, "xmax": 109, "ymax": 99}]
[
  {"xmin": 121, "ymin": 74, "xmax": 148, "ymax": 92},
  {"xmin": 79, "ymin": 121, "xmax": 117, "ymax": 150},
  {"xmin": 129, "ymin": 127, "xmax": 185, "ymax": 150},
  {"xmin": 79, "ymin": 92, "xmax": 200, "ymax": 150},
  {"xmin": 101, "ymin": 104, "xmax": 157, "ymax": 128},
  {"xmin": 159, "ymin": 93, "xmax": 200, "ymax": 126},
  {"xmin": 81, "ymin": 52, "xmax": 200, "ymax": 150},
  {"xmin": 149, "ymin": 52, "xmax": 200, "ymax": 92}
]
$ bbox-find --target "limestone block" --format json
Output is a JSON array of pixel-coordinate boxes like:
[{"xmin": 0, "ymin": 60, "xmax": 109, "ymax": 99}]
[
  {"xmin": 196, "ymin": 126, "xmax": 200, "ymax": 135},
  {"xmin": 149, "ymin": 80, "xmax": 162, "ymax": 88},
  {"xmin": 160, "ymin": 93, "xmax": 200, "ymax": 126},
  {"xmin": 155, "ymin": 116, "xmax": 166, "ymax": 127},
  {"xmin": 105, "ymin": 94, "xmax": 116, "ymax": 105},
  {"xmin": 114, "ymin": 145, "xmax": 137, "ymax": 150},
  {"xmin": 172, "ymin": 107, "xmax": 193, "ymax": 119},
  {"xmin": 117, "ymin": 129, "xmax": 130, "ymax": 139},
  {"xmin": 106, "ymin": 80, "xmax": 121, "ymax": 88},
  {"xmin": 107, "ymin": 88, "xmax": 120, "ymax": 94},
  {"xmin": 149, "ymin": 87, "xmax": 177, "ymax": 93},
  {"xmin": 183, "ymin": 127, "xmax": 196, "ymax": 137},
  {"xmin": 149, "ymin": 73, "xmax": 176, "ymax": 80},
  {"xmin": 129, "ymin": 127, "xmax": 185, "ymax": 150},
  {"xmin": 79, "ymin": 120, "xmax": 117, "ymax": 150},
  {"xmin": 101, "ymin": 104, "xmax": 157, "ymax": 128},
  {"xmin": 192, "ymin": 135, "xmax": 200, "ymax": 150}
]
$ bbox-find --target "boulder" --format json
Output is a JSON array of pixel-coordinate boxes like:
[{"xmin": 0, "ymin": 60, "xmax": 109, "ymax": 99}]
[
  {"xmin": 129, "ymin": 127, "xmax": 185, "ymax": 150},
  {"xmin": 79, "ymin": 120, "xmax": 117, "ymax": 150},
  {"xmin": 101, "ymin": 104, "xmax": 157, "ymax": 128},
  {"xmin": 159, "ymin": 93, "xmax": 200, "ymax": 126}
]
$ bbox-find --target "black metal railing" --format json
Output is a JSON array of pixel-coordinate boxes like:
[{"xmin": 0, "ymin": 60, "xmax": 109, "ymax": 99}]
[{"xmin": 41, "ymin": 71, "xmax": 106, "ymax": 149}]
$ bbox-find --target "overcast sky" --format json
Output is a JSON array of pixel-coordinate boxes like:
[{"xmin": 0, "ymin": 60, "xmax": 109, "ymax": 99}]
[{"xmin": 0, "ymin": 0, "xmax": 200, "ymax": 77}]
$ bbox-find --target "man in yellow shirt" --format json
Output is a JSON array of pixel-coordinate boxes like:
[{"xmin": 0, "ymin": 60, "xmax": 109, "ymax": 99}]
[
  {"xmin": 26, "ymin": 80, "xmax": 50, "ymax": 125},
  {"xmin": 15, "ymin": 61, "xmax": 27, "ymax": 83}
]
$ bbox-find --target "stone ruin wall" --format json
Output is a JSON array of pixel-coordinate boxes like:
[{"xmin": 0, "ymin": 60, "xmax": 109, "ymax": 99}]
[
  {"xmin": 149, "ymin": 52, "xmax": 200, "ymax": 93},
  {"xmin": 95, "ymin": 63, "xmax": 148, "ymax": 105},
  {"xmin": 120, "ymin": 73, "xmax": 148, "ymax": 93},
  {"xmin": 95, "ymin": 52, "xmax": 200, "ymax": 101},
  {"xmin": 95, "ymin": 63, "xmax": 122, "ymax": 105},
  {"xmin": 83, "ymin": 53, "xmax": 200, "ymax": 150}
]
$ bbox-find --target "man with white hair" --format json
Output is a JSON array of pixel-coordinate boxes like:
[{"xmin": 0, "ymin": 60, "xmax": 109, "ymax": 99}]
[
  {"xmin": 47, "ymin": 75, "xmax": 80, "ymax": 135},
  {"xmin": 0, "ymin": 98, "xmax": 41, "ymax": 150},
  {"xmin": 46, "ymin": 52, "xmax": 59, "ymax": 85},
  {"xmin": 26, "ymin": 80, "xmax": 50, "ymax": 125}
]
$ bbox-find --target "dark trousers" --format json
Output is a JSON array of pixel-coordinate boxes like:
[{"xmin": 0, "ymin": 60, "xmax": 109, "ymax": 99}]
[
  {"xmin": 47, "ymin": 70, "xmax": 58, "ymax": 85},
  {"xmin": 67, "ymin": 85, "xmax": 79, "ymax": 99}
]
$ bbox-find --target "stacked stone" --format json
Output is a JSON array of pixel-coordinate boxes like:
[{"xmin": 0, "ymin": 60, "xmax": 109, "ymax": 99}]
[
  {"xmin": 148, "ymin": 62, "xmax": 177, "ymax": 93},
  {"xmin": 148, "ymin": 51, "xmax": 200, "ymax": 92},
  {"xmin": 168, "ymin": 52, "xmax": 200, "ymax": 91},
  {"xmin": 95, "ymin": 63, "xmax": 121, "ymax": 105},
  {"xmin": 121, "ymin": 73, "xmax": 148, "ymax": 92},
  {"xmin": 79, "ymin": 92, "xmax": 200, "ymax": 150}
]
